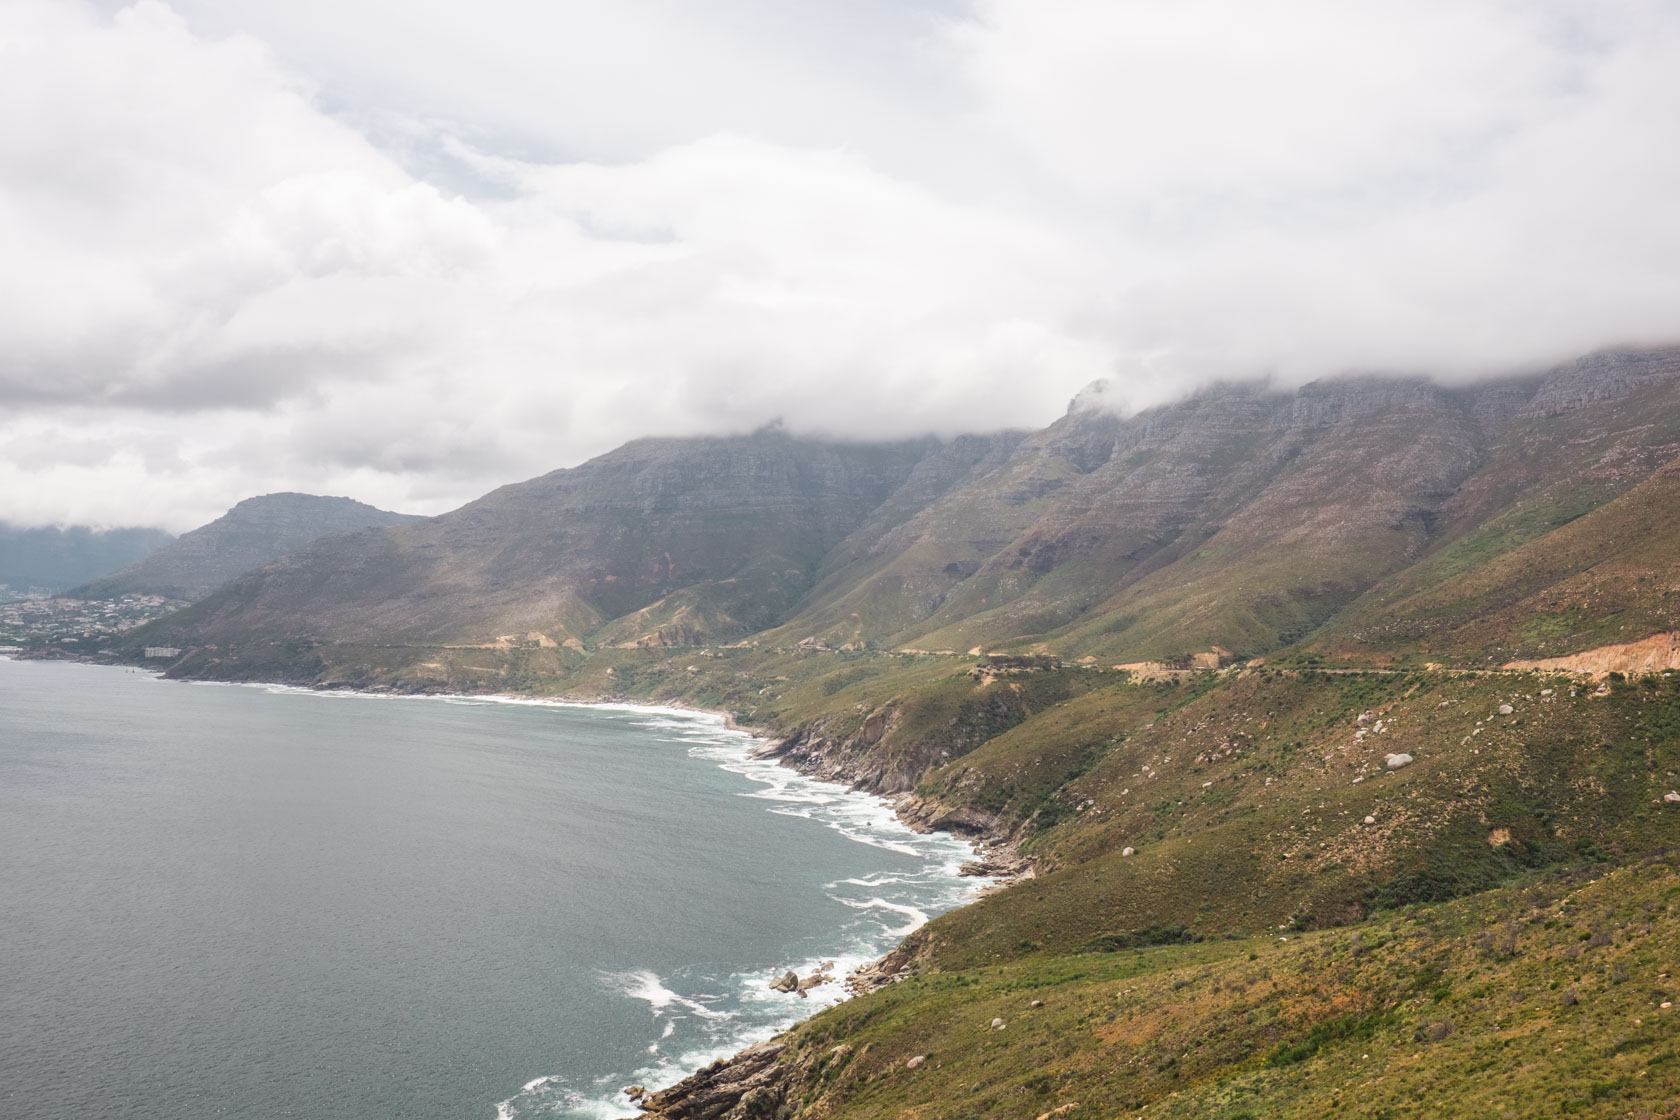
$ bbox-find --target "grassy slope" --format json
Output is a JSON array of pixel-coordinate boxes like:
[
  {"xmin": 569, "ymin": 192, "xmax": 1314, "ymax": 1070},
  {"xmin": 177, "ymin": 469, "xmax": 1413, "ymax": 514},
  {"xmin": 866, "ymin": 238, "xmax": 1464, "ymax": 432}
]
[
  {"xmin": 901, "ymin": 670, "xmax": 1680, "ymax": 969},
  {"xmin": 1309, "ymin": 378, "xmax": 1680, "ymax": 666},
  {"xmin": 633, "ymin": 668, "xmax": 1680, "ymax": 1120},
  {"xmin": 1310, "ymin": 458, "xmax": 1680, "ymax": 666},
  {"xmin": 771, "ymin": 854, "xmax": 1680, "ymax": 1120}
]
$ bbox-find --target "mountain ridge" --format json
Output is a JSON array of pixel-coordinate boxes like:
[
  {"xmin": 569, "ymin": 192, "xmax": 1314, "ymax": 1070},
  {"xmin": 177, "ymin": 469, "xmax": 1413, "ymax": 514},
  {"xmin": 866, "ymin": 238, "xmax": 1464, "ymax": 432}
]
[
  {"xmin": 127, "ymin": 345, "xmax": 1680, "ymax": 679},
  {"xmin": 68, "ymin": 492, "xmax": 421, "ymax": 603}
]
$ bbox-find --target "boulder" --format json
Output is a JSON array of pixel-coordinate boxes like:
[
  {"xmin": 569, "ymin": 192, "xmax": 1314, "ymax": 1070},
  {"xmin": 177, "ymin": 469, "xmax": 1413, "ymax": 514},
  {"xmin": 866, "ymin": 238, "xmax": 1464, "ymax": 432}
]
[
  {"xmin": 1498, "ymin": 704, "xmax": 1514, "ymax": 715},
  {"xmin": 624, "ymin": 1086, "xmax": 647, "ymax": 1102},
  {"xmin": 1036, "ymin": 1104, "xmax": 1081, "ymax": 1120},
  {"xmin": 1665, "ymin": 791, "xmax": 1680, "ymax": 805},
  {"xmin": 1121, "ymin": 846, "xmax": 1135, "ymax": 857},
  {"xmin": 1385, "ymin": 753, "xmax": 1414, "ymax": 770},
  {"xmin": 991, "ymin": 1018, "xmax": 1007, "ymax": 1030},
  {"xmin": 905, "ymin": 1055, "xmax": 926, "ymax": 1070},
  {"xmin": 768, "ymin": 971, "xmax": 799, "ymax": 993},
  {"xmin": 1364, "ymin": 815, "xmax": 1377, "ymax": 824}
]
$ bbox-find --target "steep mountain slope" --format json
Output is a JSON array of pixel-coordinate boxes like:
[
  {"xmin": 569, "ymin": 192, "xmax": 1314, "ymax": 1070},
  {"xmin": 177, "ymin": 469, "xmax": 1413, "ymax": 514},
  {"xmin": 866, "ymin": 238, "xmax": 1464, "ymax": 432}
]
[
  {"xmin": 1305, "ymin": 365, "xmax": 1680, "ymax": 665},
  {"xmin": 0, "ymin": 524, "xmax": 174, "ymax": 595},
  {"xmin": 68, "ymin": 493, "xmax": 420, "ymax": 603},
  {"xmin": 126, "ymin": 346, "xmax": 1680, "ymax": 682},
  {"xmin": 135, "ymin": 432, "xmax": 955, "ymax": 658},
  {"xmin": 770, "ymin": 347, "xmax": 1680, "ymax": 662}
]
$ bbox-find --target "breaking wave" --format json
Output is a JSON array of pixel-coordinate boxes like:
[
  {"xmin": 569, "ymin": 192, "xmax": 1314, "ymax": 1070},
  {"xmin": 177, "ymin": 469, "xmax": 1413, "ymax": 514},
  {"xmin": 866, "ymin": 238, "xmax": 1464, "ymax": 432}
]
[{"xmin": 491, "ymin": 702, "xmax": 989, "ymax": 1120}]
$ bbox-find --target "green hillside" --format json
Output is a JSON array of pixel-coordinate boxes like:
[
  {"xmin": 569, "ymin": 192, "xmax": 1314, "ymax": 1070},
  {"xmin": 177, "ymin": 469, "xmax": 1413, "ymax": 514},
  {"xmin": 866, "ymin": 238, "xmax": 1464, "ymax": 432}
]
[{"xmin": 82, "ymin": 344, "xmax": 1680, "ymax": 1119}]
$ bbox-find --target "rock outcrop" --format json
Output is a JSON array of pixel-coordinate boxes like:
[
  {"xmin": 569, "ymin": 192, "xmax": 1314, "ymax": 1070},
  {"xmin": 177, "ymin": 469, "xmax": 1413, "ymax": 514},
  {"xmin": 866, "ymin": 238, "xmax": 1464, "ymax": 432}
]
[
  {"xmin": 1504, "ymin": 632, "xmax": 1680, "ymax": 678},
  {"xmin": 636, "ymin": 1040, "xmax": 788, "ymax": 1120}
]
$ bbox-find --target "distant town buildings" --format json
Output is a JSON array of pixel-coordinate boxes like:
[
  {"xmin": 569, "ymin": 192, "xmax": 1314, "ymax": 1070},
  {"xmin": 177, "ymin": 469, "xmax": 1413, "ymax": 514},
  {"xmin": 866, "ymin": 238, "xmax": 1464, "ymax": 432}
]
[{"xmin": 0, "ymin": 594, "xmax": 186, "ymax": 648}]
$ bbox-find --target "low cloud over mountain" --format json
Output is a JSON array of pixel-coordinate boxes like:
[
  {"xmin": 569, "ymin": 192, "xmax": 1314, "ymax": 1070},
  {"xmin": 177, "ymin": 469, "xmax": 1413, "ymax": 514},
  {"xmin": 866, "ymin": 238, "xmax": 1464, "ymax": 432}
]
[{"xmin": 5, "ymin": 1, "xmax": 1679, "ymax": 529}]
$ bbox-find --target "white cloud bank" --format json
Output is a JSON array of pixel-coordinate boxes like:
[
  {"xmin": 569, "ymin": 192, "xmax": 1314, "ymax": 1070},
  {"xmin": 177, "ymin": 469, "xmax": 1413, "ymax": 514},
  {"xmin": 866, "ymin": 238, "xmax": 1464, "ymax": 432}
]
[{"xmin": 2, "ymin": 0, "xmax": 1678, "ymax": 529}]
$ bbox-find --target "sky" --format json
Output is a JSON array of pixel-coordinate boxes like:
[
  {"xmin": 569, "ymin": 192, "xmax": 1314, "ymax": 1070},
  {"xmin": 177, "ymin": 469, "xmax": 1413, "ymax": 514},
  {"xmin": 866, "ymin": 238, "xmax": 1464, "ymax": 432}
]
[{"xmin": 4, "ymin": 0, "xmax": 1679, "ymax": 531}]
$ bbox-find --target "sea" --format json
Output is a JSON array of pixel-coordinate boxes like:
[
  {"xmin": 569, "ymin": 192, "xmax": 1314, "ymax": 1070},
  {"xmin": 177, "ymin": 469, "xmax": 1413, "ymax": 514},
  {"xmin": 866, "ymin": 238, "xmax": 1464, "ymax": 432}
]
[{"xmin": 0, "ymin": 658, "xmax": 985, "ymax": 1120}]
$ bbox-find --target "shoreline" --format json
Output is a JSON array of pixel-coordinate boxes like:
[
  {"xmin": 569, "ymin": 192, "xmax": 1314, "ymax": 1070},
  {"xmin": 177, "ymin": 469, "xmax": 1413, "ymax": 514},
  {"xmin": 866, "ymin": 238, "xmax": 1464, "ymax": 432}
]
[
  {"xmin": 223, "ymin": 681, "xmax": 1007, "ymax": 1117},
  {"xmin": 3, "ymin": 656, "xmax": 1007, "ymax": 1118}
]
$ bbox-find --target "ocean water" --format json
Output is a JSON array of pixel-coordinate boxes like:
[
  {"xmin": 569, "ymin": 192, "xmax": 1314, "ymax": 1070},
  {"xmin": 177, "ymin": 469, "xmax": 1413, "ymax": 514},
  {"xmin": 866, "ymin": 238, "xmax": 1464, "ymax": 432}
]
[{"xmin": 0, "ymin": 659, "xmax": 984, "ymax": 1120}]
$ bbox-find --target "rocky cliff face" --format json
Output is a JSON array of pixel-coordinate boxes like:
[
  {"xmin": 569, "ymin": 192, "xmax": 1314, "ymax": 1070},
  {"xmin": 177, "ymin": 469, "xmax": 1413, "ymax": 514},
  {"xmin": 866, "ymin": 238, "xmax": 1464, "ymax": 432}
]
[{"xmin": 68, "ymin": 493, "xmax": 419, "ymax": 602}]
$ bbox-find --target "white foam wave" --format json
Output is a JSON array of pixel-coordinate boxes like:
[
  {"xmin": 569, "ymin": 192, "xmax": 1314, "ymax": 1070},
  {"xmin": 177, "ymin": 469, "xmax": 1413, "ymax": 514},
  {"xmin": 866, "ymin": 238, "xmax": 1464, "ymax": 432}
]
[
  {"xmin": 190, "ymin": 681, "xmax": 990, "ymax": 1120},
  {"xmin": 829, "ymin": 874, "xmax": 910, "ymax": 889},
  {"xmin": 834, "ymin": 896, "xmax": 931, "ymax": 936},
  {"xmin": 601, "ymin": 969, "xmax": 728, "ymax": 1020}
]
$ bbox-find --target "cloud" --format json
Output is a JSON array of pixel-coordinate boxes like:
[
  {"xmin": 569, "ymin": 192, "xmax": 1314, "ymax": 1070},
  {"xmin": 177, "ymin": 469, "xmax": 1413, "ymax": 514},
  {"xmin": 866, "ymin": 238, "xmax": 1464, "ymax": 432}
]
[
  {"xmin": 3, "ymin": 1, "xmax": 1680, "ymax": 530},
  {"xmin": 955, "ymin": 0, "xmax": 1680, "ymax": 386}
]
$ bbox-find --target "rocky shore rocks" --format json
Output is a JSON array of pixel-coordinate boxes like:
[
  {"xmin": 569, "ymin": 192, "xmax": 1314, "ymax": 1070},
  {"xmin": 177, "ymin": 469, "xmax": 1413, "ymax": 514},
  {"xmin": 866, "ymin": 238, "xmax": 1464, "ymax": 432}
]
[
  {"xmin": 767, "ymin": 961, "xmax": 836, "ymax": 998},
  {"xmin": 633, "ymin": 1039, "xmax": 788, "ymax": 1120}
]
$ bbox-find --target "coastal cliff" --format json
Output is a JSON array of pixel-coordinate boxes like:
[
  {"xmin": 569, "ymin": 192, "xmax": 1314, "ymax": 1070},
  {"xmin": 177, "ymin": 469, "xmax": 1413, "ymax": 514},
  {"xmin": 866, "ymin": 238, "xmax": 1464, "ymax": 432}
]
[{"xmin": 93, "ymin": 343, "xmax": 1680, "ymax": 1119}]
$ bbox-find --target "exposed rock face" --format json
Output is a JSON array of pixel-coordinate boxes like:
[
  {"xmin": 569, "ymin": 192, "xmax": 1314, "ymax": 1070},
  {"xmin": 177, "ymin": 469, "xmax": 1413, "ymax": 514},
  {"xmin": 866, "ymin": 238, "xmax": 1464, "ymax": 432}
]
[
  {"xmin": 1522, "ymin": 346, "xmax": 1680, "ymax": 417},
  {"xmin": 1505, "ymin": 632, "xmax": 1680, "ymax": 678},
  {"xmin": 69, "ymin": 494, "xmax": 418, "ymax": 603},
  {"xmin": 637, "ymin": 1040, "xmax": 787, "ymax": 1120}
]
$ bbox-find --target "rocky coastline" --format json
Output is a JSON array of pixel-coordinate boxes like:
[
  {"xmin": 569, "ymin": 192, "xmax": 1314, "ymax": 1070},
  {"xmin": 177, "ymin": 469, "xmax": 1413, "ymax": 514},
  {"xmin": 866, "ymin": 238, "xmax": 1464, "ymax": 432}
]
[{"xmin": 66, "ymin": 661, "xmax": 1036, "ymax": 1120}]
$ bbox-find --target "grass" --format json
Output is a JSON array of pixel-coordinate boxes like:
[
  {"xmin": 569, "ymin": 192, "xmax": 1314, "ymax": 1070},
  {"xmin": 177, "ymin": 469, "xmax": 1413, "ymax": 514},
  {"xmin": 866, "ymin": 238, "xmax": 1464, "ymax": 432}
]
[{"xmin": 769, "ymin": 854, "xmax": 1680, "ymax": 1120}]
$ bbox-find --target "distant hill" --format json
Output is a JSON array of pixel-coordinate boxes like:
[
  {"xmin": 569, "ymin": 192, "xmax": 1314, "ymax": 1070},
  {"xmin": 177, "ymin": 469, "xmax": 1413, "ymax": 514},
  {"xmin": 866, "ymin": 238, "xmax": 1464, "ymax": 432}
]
[
  {"xmin": 68, "ymin": 493, "xmax": 421, "ymax": 603},
  {"xmin": 0, "ymin": 525, "xmax": 175, "ymax": 596}
]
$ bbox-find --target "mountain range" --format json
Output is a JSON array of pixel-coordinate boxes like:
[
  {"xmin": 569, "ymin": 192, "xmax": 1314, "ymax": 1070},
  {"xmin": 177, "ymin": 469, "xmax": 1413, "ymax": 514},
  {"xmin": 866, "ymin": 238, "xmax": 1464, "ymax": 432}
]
[
  {"xmin": 132, "ymin": 345, "xmax": 1680, "ymax": 682},
  {"xmin": 104, "ymin": 344, "xmax": 1680, "ymax": 1120}
]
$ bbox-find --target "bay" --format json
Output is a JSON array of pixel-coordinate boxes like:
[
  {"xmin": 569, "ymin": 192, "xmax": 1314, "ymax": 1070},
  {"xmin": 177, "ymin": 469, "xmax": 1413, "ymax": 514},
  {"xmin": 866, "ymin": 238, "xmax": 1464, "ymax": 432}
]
[{"xmin": 0, "ymin": 658, "xmax": 981, "ymax": 1120}]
